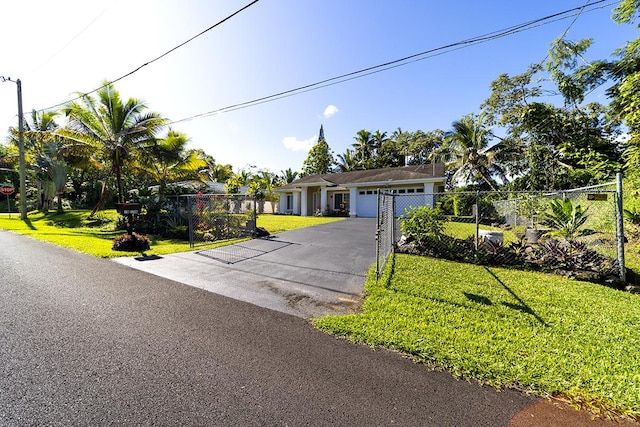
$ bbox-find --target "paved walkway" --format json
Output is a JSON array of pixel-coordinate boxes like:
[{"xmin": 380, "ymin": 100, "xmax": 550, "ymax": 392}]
[{"xmin": 114, "ymin": 218, "xmax": 377, "ymax": 318}]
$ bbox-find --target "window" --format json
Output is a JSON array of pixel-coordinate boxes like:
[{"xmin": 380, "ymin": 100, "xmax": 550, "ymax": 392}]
[
  {"xmin": 398, "ymin": 189, "xmax": 406, "ymax": 194},
  {"xmin": 407, "ymin": 188, "xmax": 415, "ymax": 194},
  {"xmin": 286, "ymin": 195, "xmax": 293, "ymax": 210},
  {"xmin": 334, "ymin": 192, "xmax": 349, "ymax": 211},
  {"xmin": 416, "ymin": 188, "xmax": 424, "ymax": 193},
  {"xmin": 359, "ymin": 191, "xmax": 365, "ymax": 195}
]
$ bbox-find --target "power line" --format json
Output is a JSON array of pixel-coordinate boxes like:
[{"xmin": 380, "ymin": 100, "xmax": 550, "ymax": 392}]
[
  {"xmin": 35, "ymin": 0, "xmax": 260, "ymax": 113},
  {"xmin": 168, "ymin": 0, "xmax": 613, "ymax": 125},
  {"xmin": 28, "ymin": 1, "xmax": 116, "ymax": 77}
]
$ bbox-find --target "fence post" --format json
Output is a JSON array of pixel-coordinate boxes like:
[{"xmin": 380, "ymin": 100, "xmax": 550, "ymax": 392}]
[
  {"xmin": 253, "ymin": 195, "xmax": 258, "ymax": 235},
  {"xmin": 187, "ymin": 195, "xmax": 194, "ymax": 248},
  {"xmin": 474, "ymin": 191, "xmax": 479, "ymax": 252},
  {"xmin": 616, "ymin": 172, "xmax": 626, "ymax": 282},
  {"xmin": 375, "ymin": 189, "xmax": 381, "ymax": 280}
]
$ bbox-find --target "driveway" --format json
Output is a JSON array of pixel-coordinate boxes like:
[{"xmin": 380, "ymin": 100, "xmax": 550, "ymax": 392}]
[{"xmin": 114, "ymin": 218, "xmax": 377, "ymax": 318}]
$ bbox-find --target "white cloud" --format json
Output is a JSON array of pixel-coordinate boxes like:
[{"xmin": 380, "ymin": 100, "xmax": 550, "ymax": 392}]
[
  {"xmin": 282, "ymin": 135, "xmax": 316, "ymax": 152},
  {"xmin": 323, "ymin": 105, "xmax": 339, "ymax": 118}
]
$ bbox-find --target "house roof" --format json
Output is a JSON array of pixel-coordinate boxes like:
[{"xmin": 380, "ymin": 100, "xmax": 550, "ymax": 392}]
[{"xmin": 276, "ymin": 164, "xmax": 445, "ymax": 191}]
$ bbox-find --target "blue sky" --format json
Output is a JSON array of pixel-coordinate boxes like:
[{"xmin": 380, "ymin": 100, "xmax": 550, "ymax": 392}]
[{"xmin": 0, "ymin": 0, "xmax": 636, "ymax": 175}]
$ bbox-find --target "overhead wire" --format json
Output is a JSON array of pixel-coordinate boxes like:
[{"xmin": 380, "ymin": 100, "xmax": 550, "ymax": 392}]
[
  {"xmin": 34, "ymin": 0, "xmax": 260, "ymax": 113},
  {"xmin": 28, "ymin": 1, "xmax": 116, "ymax": 77},
  {"xmin": 168, "ymin": 0, "xmax": 613, "ymax": 125}
]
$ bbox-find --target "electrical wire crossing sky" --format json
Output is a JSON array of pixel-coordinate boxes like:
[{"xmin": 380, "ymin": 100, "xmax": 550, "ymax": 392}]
[{"xmin": 0, "ymin": 0, "xmax": 635, "ymax": 174}]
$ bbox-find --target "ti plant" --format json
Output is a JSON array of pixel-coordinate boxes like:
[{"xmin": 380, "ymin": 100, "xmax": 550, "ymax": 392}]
[{"xmin": 538, "ymin": 198, "xmax": 589, "ymax": 240}]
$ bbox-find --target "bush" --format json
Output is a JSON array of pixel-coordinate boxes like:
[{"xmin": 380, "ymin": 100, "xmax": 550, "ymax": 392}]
[
  {"xmin": 112, "ymin": 233, "xmax": 151, "ymax": 251},
  {"xmin": 400, "ymin": 205, "xmax": 447, "ymax": 244}
]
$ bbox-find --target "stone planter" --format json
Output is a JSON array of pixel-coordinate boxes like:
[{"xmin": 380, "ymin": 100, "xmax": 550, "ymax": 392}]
[{"xmin": 478, "ymin": 230, "xmax": 504, "ymax": 245}]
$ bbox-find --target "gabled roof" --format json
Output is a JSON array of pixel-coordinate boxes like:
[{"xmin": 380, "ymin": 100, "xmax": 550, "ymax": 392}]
[{"xmin": 276, "ymin": 164, "xmax": 445, "ymax": 191}]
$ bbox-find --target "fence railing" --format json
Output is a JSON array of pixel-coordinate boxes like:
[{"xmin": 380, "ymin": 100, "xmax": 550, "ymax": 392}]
[
  {"xmin": 187, "ymin": 194, "xmax": 258, "ymax": 247},
  {"xmin": 376, "ymin": 190, "xmax": 396, "ymax": 280},
  {"xmin": 375, "ymin": 175, "xmax": 626, "ymax": 283}
]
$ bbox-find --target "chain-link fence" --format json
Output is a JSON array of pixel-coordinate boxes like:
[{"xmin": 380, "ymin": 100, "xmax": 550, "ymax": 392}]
[
  {"xmin": 376, "ymin": 175, "xmax": 627, "ymax": 283},
  {"xmin": 187, "ymin": 194, "xmax": 258, "ymax": 247},
  {"xmin": 375, "ymin": 190, "xmax": 396, "ymax": 281}
]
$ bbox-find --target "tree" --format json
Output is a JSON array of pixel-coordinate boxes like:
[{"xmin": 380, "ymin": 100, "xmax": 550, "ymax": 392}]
[
  {"xmin": 135, "ymin": 129, "xmax": 207, "ymax": 202},
  {"xmin": 58, "ymin": 81, "xmax": 167, "ymax": 212},
  {"xmin": 8, "ymin": 109, "xmax": 62, "ymax": 210},
  {"xmin": 351, "ymin": 129, "xmax": 374, "ymax": 169},
  {"xmin": 394, "ymin": 129, "xmax": 445, "ymax": 166},
  {"xmin": 336, "ymin": 149, "xmax": 358, "ymax": 172},
  {"xmin": 301, "ymin": 126, "xmax": 335, "ymax": 175},
  {"xmin": 441, "ymin": 114, "xmax": 508, "ymax": 191},
  {"xmin": 201, "ymin": 162, "xmax": 234, "ymax": 183},
  {"xmin": 279, "ymin": 168, "xmax": 298, "ymax": 184}
]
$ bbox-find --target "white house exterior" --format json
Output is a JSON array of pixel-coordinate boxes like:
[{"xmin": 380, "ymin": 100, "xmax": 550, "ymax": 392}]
[{"xmin": 275, "ymin": 164, "xmax": 446, "ymax": 218}]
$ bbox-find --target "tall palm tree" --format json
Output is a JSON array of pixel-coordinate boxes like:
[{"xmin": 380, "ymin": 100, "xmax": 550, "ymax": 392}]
[
  {"xmin": 370, "ymin": 130, "xmax": 389, "ymax": 168},
  {"xmin": 441, "ymin": 114, "xmax": 507, "ymax": 191},
  {"xmin": 8, "ymin": 109, "xmax": 61, "ymax": 210},
  {"xmin": 58, "ymin": 81, "xmax": 167, "ymax": 211},
  {"xmin": 351, "ymin": 129, "xmax": 374, "ymax": 169}
]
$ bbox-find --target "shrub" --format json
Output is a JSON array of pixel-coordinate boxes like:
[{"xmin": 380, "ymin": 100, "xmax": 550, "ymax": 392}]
[
  {"xmin": 112, "ymin": 233, "xmax": 151, "ymax": 251},
  {"xmin": 400, "ymin": 205, "xmax": 447, "ymax": 245},
  {"xmin": 538, "ymin": 198, "xmax": 589, "ymax": 240}
]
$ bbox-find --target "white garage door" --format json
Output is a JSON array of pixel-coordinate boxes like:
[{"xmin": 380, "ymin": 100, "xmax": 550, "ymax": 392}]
[{"xmin": 356, "ymin": 190, "xmax": 377, "ymax": 217}]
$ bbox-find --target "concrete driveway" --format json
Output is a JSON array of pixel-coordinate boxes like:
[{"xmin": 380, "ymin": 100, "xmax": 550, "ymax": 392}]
[{"xmin": 114, "ymin": 218, "xmax": 377, "ymax": 318}]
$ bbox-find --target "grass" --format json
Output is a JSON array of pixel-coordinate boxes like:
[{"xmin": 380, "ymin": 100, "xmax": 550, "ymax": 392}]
[
  {"xmin": 0, "ymin": 210, "xmax": 345, "ymax": 258},
  {"xmin": 257, "ymin": 214, "xmax": 344, "ymax": 233},
  {"xmin": 314, "ymin": 253, "xmax": 640, "ymax": 419}
]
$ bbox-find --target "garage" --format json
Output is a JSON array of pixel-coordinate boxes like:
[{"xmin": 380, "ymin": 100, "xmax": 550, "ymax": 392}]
[
  {"xmin": 356, "ymin": 189, "xmax": 378, "ymax": 218},
  {"xmin": 275, "ymin": 164, "xmax": 446, "ymax": 217}
]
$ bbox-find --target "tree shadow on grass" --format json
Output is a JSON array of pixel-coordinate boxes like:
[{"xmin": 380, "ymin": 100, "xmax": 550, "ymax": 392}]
[{"xmin": 483, "ymin": 267, "xmax": 549, "ymax": 327}]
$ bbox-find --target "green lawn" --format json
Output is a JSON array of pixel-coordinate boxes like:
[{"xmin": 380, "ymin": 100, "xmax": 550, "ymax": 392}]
[
  {"xmin": 314, "ymin": 253, "xmax": 640, "ymax": 419},
  {"xmin": 0, "ymin": 210, "xmax": 345, "ymax": 258}
]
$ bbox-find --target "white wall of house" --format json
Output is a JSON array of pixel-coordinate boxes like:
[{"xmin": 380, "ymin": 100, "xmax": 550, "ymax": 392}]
[{"xmin": 277, "ymin": 179, "xmax": 444, "ymax": 218}]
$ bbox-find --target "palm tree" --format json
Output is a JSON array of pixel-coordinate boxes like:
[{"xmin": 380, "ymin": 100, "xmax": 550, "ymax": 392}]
[
  {"xmin": 351, "ymin": 129, "xmax": 374, "ymax": 169},
  {"xmin": 201, "ymin": 163, "xmax": 234, "ymax": 183},
  {"xmin": 336, "ymin": 148, "xmax": 358, "ymax": 172},
  {"xmin": 8, "ymin": 109, "xmax": 61, "ymax": 210},
  {"xmin": 370, "ymin": 130, "xmax": 389, "ymax": 168},
  {"xmin": 58, "ymin": 81, "xmax": 167, "ymax": 211},
  {"xmin": 441, "ymin": 114, "xmax": 507, "ymax": 191},
  {"xmin": 279, "ymin": 168, "xmax": 298, "ymax": 185},
  {"xmin": 136, "ymin": 129, "xmax": 207, "ymax": 202}
]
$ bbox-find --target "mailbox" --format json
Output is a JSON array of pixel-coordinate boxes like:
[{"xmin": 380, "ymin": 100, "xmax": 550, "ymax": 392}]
[
  {"xmin": 115, "ymin": 203, "xmax": 142, "ymax": 215},
  {"xmin": 115, "ymin": 202, "xmax": 143, "ymax": 235}
]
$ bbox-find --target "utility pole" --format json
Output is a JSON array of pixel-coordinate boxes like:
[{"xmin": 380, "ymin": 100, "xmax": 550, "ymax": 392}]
[
  {"xmin": 1, "ymin": 76, "xmax": 27, "ymax": 220},
  {"xmin": 17, "ymin": 79, "xmax": 26, "ymax": 220}
]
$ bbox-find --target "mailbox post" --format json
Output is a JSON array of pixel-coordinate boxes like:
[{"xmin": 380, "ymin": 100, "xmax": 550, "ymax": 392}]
[{"xmin": 115, "ymin": 202, "xmax": 142, "ymax": 235}]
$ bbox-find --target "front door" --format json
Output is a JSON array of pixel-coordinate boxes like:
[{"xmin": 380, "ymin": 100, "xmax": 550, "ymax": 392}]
[{"xmin": 312, "ymin": 191, "xmax": 320, "ymax": 215}]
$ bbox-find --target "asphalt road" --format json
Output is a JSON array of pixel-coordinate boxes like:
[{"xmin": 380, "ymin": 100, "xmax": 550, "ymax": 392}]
[{"xmin": 3, "ymin": 230, "xmax": 629, "ymax": 426}]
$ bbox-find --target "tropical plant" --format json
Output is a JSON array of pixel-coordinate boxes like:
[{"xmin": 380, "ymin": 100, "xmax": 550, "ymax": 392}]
[
  {"xmin": 135, "ymin": 129, "xmax": 206, "ymax": 203},
  {"xmin": 538, "ymin": 198, "xmax": 590, "ymax": 240},
  {"xmin": 336, "ymin": 149, "xmax": 358, "ymax": 172},
  {"xmin": 351, "ymin": 129, "xmax": 374, "ymax": 169},
  {"xmin": 279, "ymin": 168, "xmax": 298, "ymax": 184},
  {"xmin": 441, "ymin": 114, "xmax": 508, "ymax": 191},
  {"xmin": 58, "ymin": 81, "xmax": 167, "ymax": 213}
]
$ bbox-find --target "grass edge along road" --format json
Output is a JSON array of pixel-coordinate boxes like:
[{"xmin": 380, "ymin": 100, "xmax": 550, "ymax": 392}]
[
  {"xmin": 0, "ymin": 210, "xmax": 344, "ymax": 258},
  {"xmin": 314, "ymin": 253, "xmax": 640, "ymax": 421}
]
